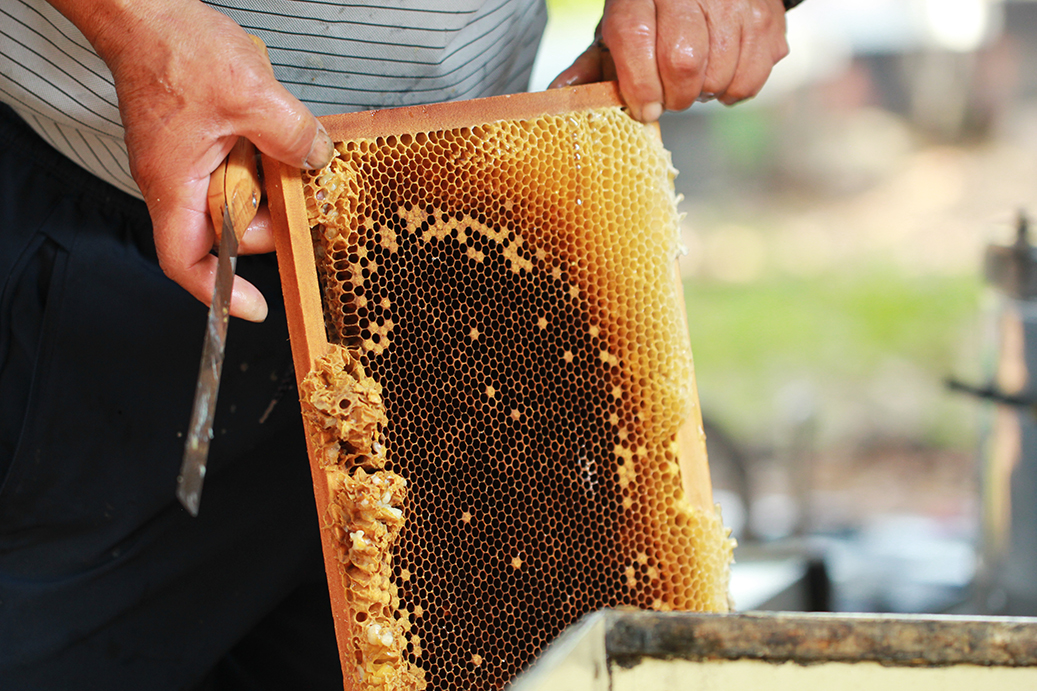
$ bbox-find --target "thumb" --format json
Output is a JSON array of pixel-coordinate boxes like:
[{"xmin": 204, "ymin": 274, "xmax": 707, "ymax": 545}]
[
  {"xmin": 246, "ymin": 97, "xmax": 334, "ymax": 171},
  {"xmin": 250, "ymin": 110, "xmax": 331, "ymax": 171},
  {"xmin": 235, "ymin": 40, "xmax": 334, "ymax": 170},
  {"xmin": 550, "ymin": 44, "xmax": 605, "ymax": 89}
]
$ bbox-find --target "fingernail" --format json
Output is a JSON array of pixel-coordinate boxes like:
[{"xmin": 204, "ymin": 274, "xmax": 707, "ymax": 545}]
[
  {"xmin": 696, "ymin": 92, "xmax": 717, "ymax": 103},
  {"xmin": 304, "ymin": 120, "xmax": 334, "ymax": 169},
  {"xmin": 641, "ymin": 102, "xmax": 663, "ymax": 123}
]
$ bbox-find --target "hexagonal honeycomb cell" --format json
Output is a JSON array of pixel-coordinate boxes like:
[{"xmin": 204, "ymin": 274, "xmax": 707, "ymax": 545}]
[{"xmin": 280, "ymin": 84, "xmax": 734, "ymax": 691}]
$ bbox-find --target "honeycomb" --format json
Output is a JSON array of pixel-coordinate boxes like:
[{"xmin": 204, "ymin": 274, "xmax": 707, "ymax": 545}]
[{"xmin": 296, "ymin": 93, "xmax": 733, "ymax": 691}]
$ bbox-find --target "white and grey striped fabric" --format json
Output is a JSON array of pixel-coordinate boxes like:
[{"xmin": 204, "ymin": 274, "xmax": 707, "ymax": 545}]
[{"xmin": 0, "ymin": 0, "xmax": 548, "ymax": 198}]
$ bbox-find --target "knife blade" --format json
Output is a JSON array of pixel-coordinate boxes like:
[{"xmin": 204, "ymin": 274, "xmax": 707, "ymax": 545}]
[{"xmin": 177, "ymin": 136, "xmax": 262, "ymax": 516}]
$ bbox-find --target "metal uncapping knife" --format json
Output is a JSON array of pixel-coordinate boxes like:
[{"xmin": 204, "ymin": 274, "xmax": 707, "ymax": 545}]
[{"xmin": 177, "ymin": 136, "xmax": 262, "ymax": 516}]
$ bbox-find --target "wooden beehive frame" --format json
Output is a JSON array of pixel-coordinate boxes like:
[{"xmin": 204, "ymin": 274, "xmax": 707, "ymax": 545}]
[{"xmin": 262, "ymin": 81, "xmax": 715, "ymax": 682}]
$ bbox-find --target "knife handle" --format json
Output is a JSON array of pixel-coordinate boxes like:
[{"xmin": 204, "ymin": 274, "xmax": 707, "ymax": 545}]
[
  {"xmin": 207, "ymin": 35, "xmax": 271, "ymax": 242},
  {"xmin": 208, "ymin": 136, "xmax": 261, "ymax": 243}
]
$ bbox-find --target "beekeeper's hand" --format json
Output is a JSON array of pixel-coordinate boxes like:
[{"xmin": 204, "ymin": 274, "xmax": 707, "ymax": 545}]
[{"xmin": 550, "ymin": 0, "xmax": 790, "ymax": 122}]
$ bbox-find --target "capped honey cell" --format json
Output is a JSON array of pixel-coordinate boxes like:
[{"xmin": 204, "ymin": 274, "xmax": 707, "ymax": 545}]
[{"xmin": 296, "ymin": 88, "xmax": 733, "ymax": 691}]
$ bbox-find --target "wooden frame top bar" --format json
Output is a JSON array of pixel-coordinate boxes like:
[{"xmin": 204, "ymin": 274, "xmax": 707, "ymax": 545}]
[{"xmin": 317, "ymin": 81, "xmax": 623, "ymax": 140}]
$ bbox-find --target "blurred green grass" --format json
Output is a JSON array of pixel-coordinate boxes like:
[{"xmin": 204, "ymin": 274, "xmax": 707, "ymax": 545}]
[{"xmin": 683, "ymin": 267, "xmax": 984, "ymax": 450}]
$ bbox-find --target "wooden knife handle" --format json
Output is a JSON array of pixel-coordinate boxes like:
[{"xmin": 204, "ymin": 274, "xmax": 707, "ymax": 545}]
[
  {"xmin": 208, "ymin": 137, "xmax": 261, "ymax": 242},
  {"xmin": 207, "ymin": 35, "xmax": 272, "ymax": 242}
]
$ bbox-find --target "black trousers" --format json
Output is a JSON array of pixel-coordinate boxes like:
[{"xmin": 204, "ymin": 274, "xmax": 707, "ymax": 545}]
[{"xmin": 0, "ymin": 104, "xmax": 342, "ymax": 690}]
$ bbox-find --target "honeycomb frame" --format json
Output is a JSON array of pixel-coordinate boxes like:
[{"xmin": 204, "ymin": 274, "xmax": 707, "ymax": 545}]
[{"xmin": 264, "ymin": 82, "xmax": 730, "ymax": 691}]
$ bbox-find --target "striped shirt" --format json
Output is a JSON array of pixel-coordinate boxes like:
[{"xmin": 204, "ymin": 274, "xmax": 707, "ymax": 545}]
[{"xmin": 0, "ymin": 0, "xmax": 548, "ymax": 198}]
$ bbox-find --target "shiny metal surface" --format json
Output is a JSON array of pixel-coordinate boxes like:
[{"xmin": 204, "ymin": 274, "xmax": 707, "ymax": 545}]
[{"xmin": 177, "ymin": 205, "xmax": 239, "ymax": 516}]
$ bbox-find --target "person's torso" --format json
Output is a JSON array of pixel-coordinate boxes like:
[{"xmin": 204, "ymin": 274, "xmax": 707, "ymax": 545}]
[{"xmin": 0, "ymin": 0, "xmax": 547, "ymax": 197}]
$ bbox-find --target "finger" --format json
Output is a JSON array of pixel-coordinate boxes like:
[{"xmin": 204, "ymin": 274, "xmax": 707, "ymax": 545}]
[
  {"xmin": 717, "ymin": 5, "xmax": 788, "ymax": 105},
  {"xmin": 549, "ymin": 43, "xmax": 606, "ymax": 89},
  {"xmin": 696, "ymin": 6, "xmax": 742, "ymax": 103},
  {"xmin": 237, "ymin": 205, "xmax": 275, "ymax": 255},
  {"xmin": 223, "ymin": 37, "xmax": 334, "ymax": 171},
  {"xmin": 716, "ymin": 43, "xmax": 770, "ymax": 105},
  {"xmin": 173, "ymin": 256, "xmax": 269, "ymax": 323},
  {"xmin": 252, "ymin": 110, "xmax": 333, "ymax": 171},
  {"xmin": 148, "ymin": 177, "xmax": 270, "ymax": 322},
  {"xmin": 600, "ymin": 0, "xmax": 664, "ymax": 122},
  {"xmin": 186, "ymin": 254, "xmax": 270, "ymax": 322},
  {"xmin": 654, "ymin": 0, "xmax": 711, "ymax": 112}
]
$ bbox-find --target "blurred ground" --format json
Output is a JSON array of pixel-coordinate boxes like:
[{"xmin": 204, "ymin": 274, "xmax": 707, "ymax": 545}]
[{"xmin": 534, "ymin": 0, "xmax": 1037, "ymax": 612}]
